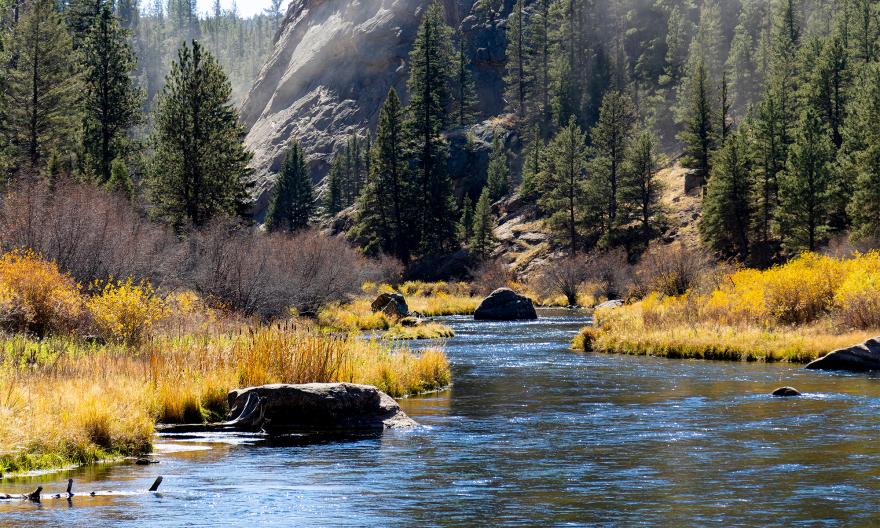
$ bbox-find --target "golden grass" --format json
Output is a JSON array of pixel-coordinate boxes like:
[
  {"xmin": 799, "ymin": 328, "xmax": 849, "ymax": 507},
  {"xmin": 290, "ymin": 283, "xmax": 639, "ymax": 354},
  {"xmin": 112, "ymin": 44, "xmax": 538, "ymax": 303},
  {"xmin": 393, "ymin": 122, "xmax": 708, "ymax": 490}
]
[
  {"xmin": 385, "ymin": 322, "xmax": 455, "ymax": 340},
  {"xmin": 576, "ymin": 252, "xmax": 880, "ymax": 363},
  {"xmin": 0, "ymin": 323, "xmax": 451, "ymax": 475}
]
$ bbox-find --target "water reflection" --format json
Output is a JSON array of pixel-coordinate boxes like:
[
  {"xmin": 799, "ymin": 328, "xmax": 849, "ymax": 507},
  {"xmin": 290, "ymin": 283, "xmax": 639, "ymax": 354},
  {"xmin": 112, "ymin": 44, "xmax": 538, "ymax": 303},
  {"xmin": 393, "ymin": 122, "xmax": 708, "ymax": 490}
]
[{"xmin": 4, "ymin": 310, "xmax": 880, "ymax": 526}]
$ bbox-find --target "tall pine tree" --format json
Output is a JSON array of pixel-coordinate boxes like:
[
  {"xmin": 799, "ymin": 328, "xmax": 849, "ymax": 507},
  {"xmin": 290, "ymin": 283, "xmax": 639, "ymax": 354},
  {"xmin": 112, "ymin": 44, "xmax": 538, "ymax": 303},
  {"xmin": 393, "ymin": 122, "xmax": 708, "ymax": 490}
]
[
  {"xmin": 266, "ymin": 142, "xmax": 314, "ymax": 232},
  {"xmin": 700, "ymin": 128, "xmax": 752, "ymax": 259},
  {"xmin": 540, "ymin": 116, "xmax": 589, "ymax": 254}
]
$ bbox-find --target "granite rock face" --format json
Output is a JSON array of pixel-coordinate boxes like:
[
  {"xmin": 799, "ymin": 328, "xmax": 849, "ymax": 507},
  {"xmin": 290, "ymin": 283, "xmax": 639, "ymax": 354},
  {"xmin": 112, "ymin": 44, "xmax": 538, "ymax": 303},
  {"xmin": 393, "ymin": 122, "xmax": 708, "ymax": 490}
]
[{"xmin": 240, "ymin": 0, "xmax": 512, "ymax": 217}]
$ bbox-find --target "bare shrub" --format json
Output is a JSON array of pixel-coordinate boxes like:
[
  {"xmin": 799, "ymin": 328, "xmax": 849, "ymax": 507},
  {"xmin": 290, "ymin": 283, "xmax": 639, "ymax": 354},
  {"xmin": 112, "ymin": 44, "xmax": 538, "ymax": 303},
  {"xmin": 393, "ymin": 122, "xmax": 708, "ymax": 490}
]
[
  {"xmin": 585, "ymin": 248, "xmax": 632, "ymax": 300},
  {"xmin": 187, "ymin": 223, "xmax": 370, "ymax": 318},
  {"xmin": 536, "ymin": 254, "xmax": 591, "ymax": 306},
  {"xmin": 635, "ymin": 242, "xmax": 711, "ymax": 297},
  {"xmin": 0, "ymin": 178, "xmax": 181, "ymax": 285},
  {"xmin": 471, "ymin": 259, "xmax": 515, "ymax": 296}
]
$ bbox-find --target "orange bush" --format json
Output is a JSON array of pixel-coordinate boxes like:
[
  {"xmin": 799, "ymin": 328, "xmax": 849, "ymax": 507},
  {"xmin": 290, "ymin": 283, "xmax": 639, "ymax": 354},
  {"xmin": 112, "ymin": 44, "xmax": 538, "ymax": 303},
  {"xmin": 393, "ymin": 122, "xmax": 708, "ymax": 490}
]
[{"xmin": 0, "ymin": 250, "xmax": 83, "ymax": 335}]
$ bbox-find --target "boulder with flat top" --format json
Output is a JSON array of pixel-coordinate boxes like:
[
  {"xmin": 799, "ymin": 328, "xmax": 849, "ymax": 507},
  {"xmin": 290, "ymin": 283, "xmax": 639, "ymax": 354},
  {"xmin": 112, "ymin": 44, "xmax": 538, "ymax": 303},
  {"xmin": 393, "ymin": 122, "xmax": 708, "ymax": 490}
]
[
  {"xmin": 473, "ymin": 288, "xmax": 537, "ymax": 320},
  {"xmin": 806, "ymin": 337, "xmax": 880, "ymax": 372},
  {"xmin": 225, "ymin": 383, "xmax": 417, "ymax": 433},
  {"xmin": 371, "ymin": 292, "xmax": 409, "ymax": 318}
]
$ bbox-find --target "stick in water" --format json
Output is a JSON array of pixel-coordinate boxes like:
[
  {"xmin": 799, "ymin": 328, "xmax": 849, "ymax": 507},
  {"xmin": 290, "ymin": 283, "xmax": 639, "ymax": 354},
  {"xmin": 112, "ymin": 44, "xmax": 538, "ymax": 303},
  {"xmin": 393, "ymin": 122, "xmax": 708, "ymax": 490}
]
[{"xmin": 148, "ymin": 476, "xmax": 163, "ymax": 492}]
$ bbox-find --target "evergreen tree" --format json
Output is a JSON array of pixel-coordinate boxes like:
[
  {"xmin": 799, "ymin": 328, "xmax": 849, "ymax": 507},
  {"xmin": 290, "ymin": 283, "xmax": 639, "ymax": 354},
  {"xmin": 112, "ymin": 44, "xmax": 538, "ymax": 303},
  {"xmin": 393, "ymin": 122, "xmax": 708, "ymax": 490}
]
[
  {"xmin": 324, "ymin": 156, "xmax": 344, "ymax": 215},
  {"xmin": 589, "ymin": 90, "xmax": 635, "ymax": 243},
  {"xmin": 622, "ymin": 130, "xmax": 661, "ymax": 244},
  {"xmin": 524, "ymin": 0, "xmax": 551, "ymax": 135},
  {"xmin": 107, "ymin": 157, "xmax": 134, "ymax": 199},
  {"xmin": 149, "ymin": 40, "xmax": 252, "ymax": 227},
  {"xmin": 805, "ymin": 31, "xmax": 850, "ymax": 150},
  {"xmin": 719, "ymin": 71, "xmax": 732, "ymax": 144},
  {"xmin": 485, "ymin": 135, "xmax": 510, "ymax": 203},
  {"xmin": 353, "ymin": 89, "xmax": 415, "ymax": 262},
  {"xmin": 777, "ymin": 108, "xmax": 833, "ymax": 252},
  {"xmin": 678, "ymin": 57, "xmax": 715, "ymax": 183},
  {"xmin": 406, "ymin": 0, "xmax": 457, "ymax": 255},
  {"xmin": 700, "ymin": 129, "xmax": 752, "ymax": 259},
  {"xmin": 845, "ymin": 63, "xmax": 880, "ymax": 242},
  {"xmin": 540, "ymin": 116, "xmax": 589, "ymax": 254},
  {"xmin": 470, "ymin": 187, "xmax": 495, "ymax": 260},
  {"xmin": 81, "ymin": 1, "xmax": 142, "ymax": 183},
  {"xmin": 458, "ymin": 194, "xmax": 474, "ymax": 245},
  {"xmin": 452, "ymin": 30, "xmax": 478, "ymax": 127},
  {"xmin": 266, "ymin": 142, "xmax": 313, "ymax": 232},
  {"xmin": 4, "ymin": 0, "xmax": 81, "ymax": 169},
  {"xmin": 520, "ymin": 126, "xmax": 543, "ymax": 200},
  {"xmin": 504, "ymin": 0, "xmax": 528, "ymax": 118},
  {"xmin": 726, "ymin": 20, "xmax": 758, "ymax": 112},
  {"xmin": 65, "ymin": 0, "xmax": 103, "ymax": 49}
]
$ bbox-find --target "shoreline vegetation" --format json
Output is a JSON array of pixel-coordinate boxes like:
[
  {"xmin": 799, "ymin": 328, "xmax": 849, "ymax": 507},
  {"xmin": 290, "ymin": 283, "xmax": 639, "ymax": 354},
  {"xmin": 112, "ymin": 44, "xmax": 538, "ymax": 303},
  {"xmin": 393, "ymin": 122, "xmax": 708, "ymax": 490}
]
[
  {"xmin": 0, "ymin": 252, "xmax": 451, "ymax": 476},
  {"xmin": 575, "ymin": 252, "xmax": 880, "ymax": 363}
]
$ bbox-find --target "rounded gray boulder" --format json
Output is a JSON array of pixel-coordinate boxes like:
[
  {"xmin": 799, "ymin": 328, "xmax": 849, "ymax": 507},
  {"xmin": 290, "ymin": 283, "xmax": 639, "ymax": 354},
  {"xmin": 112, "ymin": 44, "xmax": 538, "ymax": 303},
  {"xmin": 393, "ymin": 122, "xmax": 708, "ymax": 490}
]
[{"xmin": 473, "ymin": 288, "xmax": 537, "ymax": 321}]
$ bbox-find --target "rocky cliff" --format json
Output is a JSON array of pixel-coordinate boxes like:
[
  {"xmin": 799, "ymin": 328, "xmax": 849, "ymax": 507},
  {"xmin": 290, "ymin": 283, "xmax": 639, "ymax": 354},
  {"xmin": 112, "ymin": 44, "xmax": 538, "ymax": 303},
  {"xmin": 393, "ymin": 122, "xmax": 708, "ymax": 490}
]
[{"xmin": 241, "ymin": 0, "xmax": 511, "ymax": 216}]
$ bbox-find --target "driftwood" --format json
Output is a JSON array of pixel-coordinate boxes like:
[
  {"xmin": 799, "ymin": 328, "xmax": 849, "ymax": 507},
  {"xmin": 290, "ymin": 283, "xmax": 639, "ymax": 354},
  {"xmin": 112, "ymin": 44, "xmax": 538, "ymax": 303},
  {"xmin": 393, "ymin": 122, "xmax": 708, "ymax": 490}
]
[
  {"xmin": 157, "ymin": 392, "xmax": 268, "ymax": 434},
  {"xmin": 0, "ymin": 476, "xmax": 162, "ymax": 503}
]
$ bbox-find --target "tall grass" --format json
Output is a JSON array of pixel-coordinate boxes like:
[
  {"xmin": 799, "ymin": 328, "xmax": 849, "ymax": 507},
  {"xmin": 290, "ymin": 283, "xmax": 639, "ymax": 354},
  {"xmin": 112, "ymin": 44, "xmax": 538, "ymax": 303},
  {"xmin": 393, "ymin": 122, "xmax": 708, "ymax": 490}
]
[{"xmin": 578, "ymin": 252, "xmax": 880, "ymax": 362}]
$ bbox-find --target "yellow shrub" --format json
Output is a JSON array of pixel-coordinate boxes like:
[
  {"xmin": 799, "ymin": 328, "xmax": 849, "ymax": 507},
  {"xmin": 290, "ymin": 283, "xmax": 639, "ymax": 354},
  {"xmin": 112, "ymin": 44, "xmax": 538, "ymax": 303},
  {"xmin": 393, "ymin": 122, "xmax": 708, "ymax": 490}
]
[
  {"xmin": 88, "ymin": 279, "xmax": 167, "ymax": 342},
  {"xmin": 834, "ymin": 268, "xmax": 880, "ymax": 329},
  {"xmin": 0, "ymin": 250, "xmax": 83, "ymax": 335}
]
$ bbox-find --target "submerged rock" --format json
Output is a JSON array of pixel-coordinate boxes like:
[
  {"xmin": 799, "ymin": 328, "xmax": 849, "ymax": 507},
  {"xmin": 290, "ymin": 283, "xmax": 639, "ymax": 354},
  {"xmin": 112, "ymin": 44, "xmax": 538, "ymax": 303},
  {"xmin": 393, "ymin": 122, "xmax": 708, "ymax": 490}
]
[
  {"xmin": 371, "ymin": 292, "xmax": 409, "ymax": 318},
  {"xmin": 226, "ymin": 383, "xmax": 417, "ymax": 433},
  {"xmin": 771, "ymin": 386, "xmax": 801, "ymax": 397},
  {"xmin": 473, "ymin": 288, "xmax": 537, "ymax": 321},
  {"xmin": 806, "ymin": 337, "xmax": 880, "ymax": 372}
]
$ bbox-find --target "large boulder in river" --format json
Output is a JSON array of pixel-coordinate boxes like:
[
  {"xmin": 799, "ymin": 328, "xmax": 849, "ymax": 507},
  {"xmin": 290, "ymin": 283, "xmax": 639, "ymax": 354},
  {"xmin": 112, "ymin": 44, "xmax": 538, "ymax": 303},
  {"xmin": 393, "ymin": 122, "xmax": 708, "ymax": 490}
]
[
  {"xmin": 473, "ymin": 288, "xmax": 537, "ymax": 321},
  {"xmin": 806, "ymin": 337, "xmax": 880, "ymax": 371},
  {"xmin": 371, "ymin": 292, "xmax": 409, "ymax": 318},
  {"xmin": 226, "ymin": 383, "xmax": 417, "ymax": 432}
]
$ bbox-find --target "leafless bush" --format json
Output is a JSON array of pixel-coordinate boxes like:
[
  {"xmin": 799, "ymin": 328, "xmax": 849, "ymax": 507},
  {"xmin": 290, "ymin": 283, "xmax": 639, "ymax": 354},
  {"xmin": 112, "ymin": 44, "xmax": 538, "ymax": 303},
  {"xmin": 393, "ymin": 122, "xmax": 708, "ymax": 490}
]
[
  {"xmin": 187, "ymin": 223, "xmax": 369, "ymax": 317},
  {"xmin": 470, "ymin": 259, "xmax": 515, "ymax": 296},
  {"xmin": 585, "ymin": 248, "xmax": 632, "ymax": 300},
  {"xmin": 0, "ymin": 178, "xmax": 181, "ymax": 285},
  {"xmin": 536, "ymin": 255, "xmax": 591, "ymax": 305},
  {"xmin": 634, "ymin": 242, "xmax": 711, "ymax": 297}
]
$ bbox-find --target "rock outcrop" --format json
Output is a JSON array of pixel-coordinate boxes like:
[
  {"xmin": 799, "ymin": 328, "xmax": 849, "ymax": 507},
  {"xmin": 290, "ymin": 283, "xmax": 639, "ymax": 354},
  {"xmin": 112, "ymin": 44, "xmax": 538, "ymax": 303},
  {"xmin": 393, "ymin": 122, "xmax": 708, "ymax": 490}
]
[
  {"xmin": 371, "ymin": 292, "xmax": 409, "ymax": 318},
  {"xmin": 806, "ymin": 337, "xmax": 880, "ymax": 372},
  {"xmin": 226, "ymin": 383, "xmax": 418, "ymax": 432},
  {"xmin": 474, "ymin": 287, "xmax": 537, "ymax": 320}
]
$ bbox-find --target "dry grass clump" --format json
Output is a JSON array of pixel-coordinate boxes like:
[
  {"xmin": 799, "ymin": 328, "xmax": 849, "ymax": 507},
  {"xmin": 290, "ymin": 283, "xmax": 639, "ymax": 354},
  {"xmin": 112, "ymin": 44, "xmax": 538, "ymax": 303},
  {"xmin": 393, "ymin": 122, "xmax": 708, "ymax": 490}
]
[
  {"xmin": 358, "ymin": 281, "xmax": 481, "ymax": 316},
  {"xmin": 317, "ymin": 299, "xmax": 455, "ymax": 339},
  {"xmin": 385, "ymin": 323, "xmax": 456, "ymax": 340},
  {"xmin": 577, "ymin": 251, "xmax": 880, "ymax": 362}
]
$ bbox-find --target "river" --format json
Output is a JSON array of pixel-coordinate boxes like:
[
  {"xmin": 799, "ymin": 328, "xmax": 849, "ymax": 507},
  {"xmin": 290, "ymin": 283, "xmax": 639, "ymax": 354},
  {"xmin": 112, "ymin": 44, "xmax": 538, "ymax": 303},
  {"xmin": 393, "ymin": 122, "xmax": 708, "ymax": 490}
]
[{"xmin": 3, "ymin": 309, "xmax": 880, "ymax": 526}]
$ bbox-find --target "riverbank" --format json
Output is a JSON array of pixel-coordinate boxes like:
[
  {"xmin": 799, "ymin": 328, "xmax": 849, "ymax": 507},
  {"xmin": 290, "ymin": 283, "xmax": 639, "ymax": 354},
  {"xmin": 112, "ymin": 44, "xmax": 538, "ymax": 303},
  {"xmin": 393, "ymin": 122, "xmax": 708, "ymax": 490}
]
[
  {"xmin": 575, "ymin": 252, "xmax": 880, "ymax": 363},
  {"xmin": 0, "ymin": 253, "xmax": 450, "ymax": 476}
]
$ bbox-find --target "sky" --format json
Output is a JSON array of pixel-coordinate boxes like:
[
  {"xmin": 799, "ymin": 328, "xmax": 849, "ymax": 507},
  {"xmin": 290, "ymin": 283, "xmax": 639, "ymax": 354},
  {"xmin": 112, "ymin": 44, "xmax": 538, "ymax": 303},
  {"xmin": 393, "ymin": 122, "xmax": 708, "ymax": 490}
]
[{"xmin": 196, "ymin": 0, "xmax": 291, "ymax": 18}]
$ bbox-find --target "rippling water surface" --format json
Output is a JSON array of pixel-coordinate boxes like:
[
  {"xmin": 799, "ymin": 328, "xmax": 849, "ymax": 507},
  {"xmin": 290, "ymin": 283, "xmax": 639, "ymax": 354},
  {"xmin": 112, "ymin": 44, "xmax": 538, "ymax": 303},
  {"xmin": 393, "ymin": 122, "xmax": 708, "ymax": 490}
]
[{"xmin": 4, "ymin": 309, "xmax": 880, "ymax": 526}]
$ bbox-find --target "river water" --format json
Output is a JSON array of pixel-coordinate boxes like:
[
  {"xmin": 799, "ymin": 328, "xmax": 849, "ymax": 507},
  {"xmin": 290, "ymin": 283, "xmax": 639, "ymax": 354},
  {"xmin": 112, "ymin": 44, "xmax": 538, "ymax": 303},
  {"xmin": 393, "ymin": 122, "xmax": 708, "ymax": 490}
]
[{"xmin": 4, "ymin": 310, "xmax": 880, "ymax": 526}]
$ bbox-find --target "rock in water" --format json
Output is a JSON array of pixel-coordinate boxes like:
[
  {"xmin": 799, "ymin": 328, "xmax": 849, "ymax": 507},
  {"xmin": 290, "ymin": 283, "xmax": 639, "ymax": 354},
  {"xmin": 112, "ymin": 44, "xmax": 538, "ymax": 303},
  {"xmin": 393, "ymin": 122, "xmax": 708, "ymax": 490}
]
[
  {"xmin": 371, "ymin": 292, "xmax": 409, "ymax": 318},
  {"xmin": 594, "ymin": 299, "xmax": 624, "ymax": 310},
  {"xmin": 771, "ymin": 386, "xmax": 801, "ymax": 397},
  {"xmin": 806, "ymin": 337, "xmax": 880, "ymax": 372},
  {"xmin": 473, "ymin": 288, "xmax": 537, "ymax": 321},
  {"xmin": 226, "ymin": 383, "xmax": 417, "ymax": 432}
]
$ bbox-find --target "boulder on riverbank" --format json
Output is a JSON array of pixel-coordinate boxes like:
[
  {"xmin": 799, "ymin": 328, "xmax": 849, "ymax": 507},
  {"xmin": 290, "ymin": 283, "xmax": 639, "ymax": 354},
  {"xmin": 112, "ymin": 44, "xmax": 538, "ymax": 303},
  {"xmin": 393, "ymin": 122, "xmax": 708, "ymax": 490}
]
[
  {"xmin": 225, "ymin": 383, "xmax": 417, "ymax": 433},
  {"xmin": 371, "ymin": 292, "xmax": 409, "ymax": 318},
  {"xmin": 806, "ymin": 337, "xmax": 880, "ymax": 372},
  {"xmin": 594, "ymin": 299, "xmax": 624, "ymax": 310},
  {"xmin": 473, "ymin": 288, "xmax": 537, "ymax": 320}
]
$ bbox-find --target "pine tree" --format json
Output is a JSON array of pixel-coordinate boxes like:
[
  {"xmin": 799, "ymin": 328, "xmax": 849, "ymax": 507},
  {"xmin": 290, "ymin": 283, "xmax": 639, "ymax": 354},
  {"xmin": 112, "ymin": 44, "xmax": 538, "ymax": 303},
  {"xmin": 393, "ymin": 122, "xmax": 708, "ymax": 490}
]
[
  {"xmin": 470, "ymin": 187, "xmax": 495, "ymax": 260},
  {"xmin": 726, "ymin": 20, "xmax": 758, "ymax": 111},
  {"xmin": 520, "ymin": 126, "xmax": 543, "ymax": 200},
  {"xmin": 149, "ymin": 40, "xmax": 252, "ymax": 227},
  {"xmin": 107, "ymin": 157, "xmax": 134, "ymax": 199},
  {"xmin": 266, "ymin": 142, "xmax": 314, "ymax": 232},
  {"xmin": 524, "ymin": 0, "xmax": 551, "ymax": 135},
  {"xmin": 485, "ymin": 134, "xmax": 509, "ymax": 203},
  {"xmin": 719, "ymin": 71, "xmax": 732, "ymax": 144},
  {"xmin": 844, "ymin": 63, "xmax": 880, "ymax": 242},
  {"xmin": 324, "ymin": 156, "xmax": 344, "ymax": 215},
  {"xmin": 504, "ymin": 0, "xmax": 528, "ymax": 118},
  {"xmin": 777, "ymin": 109, "xmax": 833, "ymax": 252},
  {"xmin": 458, "ymin": 194, "xmax": 474, "ymax": 245},
  {"xmin": 540, "ymin": 116, "xmax": 589, "ymax": 254},
  {"xmin": 452, "ymin": 30, "xmax": 478, "ymax": 127},
  {"xmin": 806, "ymin": 31, "xmax": 850, "ymax": 150},
  {"xmin": 406, "ymin": 0, "xmax": 457, "ymax": 255},
  {"xmin": 622, "ymin": 130, "xmax": 661, "ymax": 244},
  {"xmin": 700, "ymin": 129, "xmax": 752, "ymax": 259},
  {"xmin": 80, "ymin": 1, "xmax": 142, "ymax": 183},
  {"xmin": 678, "ymin": 57, "xmax": 716, "ymax": 184},
  {"xmin": 4, "ymin": 0, "xmax": 81, "ymax": 169},
  {"xmin": 589, "ymin": 90, "xmax": 635, "ymax": 243},
  {"xmin": 65, "ymin": 0, "xmax": 103, "ymax": 49},
  {"xmin": 353, "ymin": 89, "xmax": 415, "ymax": 262}
]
